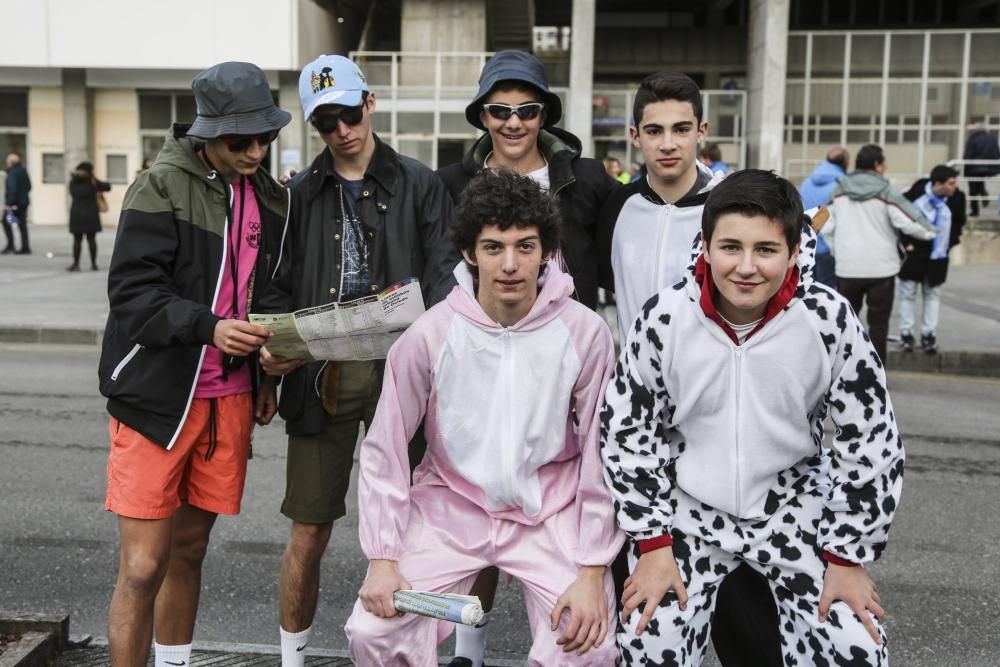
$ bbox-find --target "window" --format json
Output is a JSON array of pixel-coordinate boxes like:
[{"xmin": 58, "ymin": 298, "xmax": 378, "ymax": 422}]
[
  {"xmin": 138, "ymin": 91, "xmax": 197, "ymax": 163},
  {"xmin": 0, "ymin": 89, "xmax": 29, "ymax": 172},
  {"xmin": 106, "ymin": 154, "xmax": 129, "ymax": 184},
  {"xmin": 42, "ymin": 153, "xmax": 65, "ymax": 184}
]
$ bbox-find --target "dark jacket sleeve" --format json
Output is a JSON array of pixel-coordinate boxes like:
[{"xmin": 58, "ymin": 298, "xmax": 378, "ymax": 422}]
[
  {"xmin": 107, "ymin": 172, "xmax": 220, "ymax": 349},
  {"xmin": 96, "ymin": 178, "xmax": 112, "ymax": 192},
  {"xmin": 949, "ymin": 190, "xmax": 967, "ymax": 248},
  {"xmin": 415, "ymin": 169, "xmax": 459, "ymax": 306},
  {"xmin": 596, "ymin": 183, "xmax": 634, "ymax": 293},
  {"xmin": 254, "ymin": 187, "xmax": 299, "ymax": 315}
]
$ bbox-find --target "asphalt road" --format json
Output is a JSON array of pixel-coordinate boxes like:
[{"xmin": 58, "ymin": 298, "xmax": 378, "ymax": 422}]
[{"xmin": 1, "ymin": 343, "xmax": 998, "ymax": 665}]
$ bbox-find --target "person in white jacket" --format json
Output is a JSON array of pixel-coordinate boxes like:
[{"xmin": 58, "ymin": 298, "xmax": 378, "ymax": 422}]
[
  {"xmin": 822, "ymin": 143, "xmax": 937, "ymax": 361},
  {"xmin": 602, "ymin": 169, "xmax": 903, "ymax": 666},
  {"xmin": 345, "ymin": 169, "xmax": 624, "ymax": 666}
]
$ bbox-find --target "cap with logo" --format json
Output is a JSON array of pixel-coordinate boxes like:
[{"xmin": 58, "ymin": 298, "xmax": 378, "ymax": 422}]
[
  {"xmin": 299, "ymin": 55, "xmax": 370, "ymax": 121},
  {"xmin": 187, "ymin": 62, "xmax": 292, "ymax": 139}
]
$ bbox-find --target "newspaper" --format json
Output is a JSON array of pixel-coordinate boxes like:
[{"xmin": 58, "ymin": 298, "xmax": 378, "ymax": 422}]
[
  {"xmin": 392, "ymin": 590, "xmax": 485, "ymax": 626},
  {"xmin": 249, "ymin": 278, "xmax": 424, "ymax": 361}
]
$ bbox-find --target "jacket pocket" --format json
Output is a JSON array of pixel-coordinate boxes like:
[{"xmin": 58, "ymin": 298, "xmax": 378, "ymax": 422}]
[{"xmin": 111, "ymin": 344, "xmax": 142, "ymax": 381}]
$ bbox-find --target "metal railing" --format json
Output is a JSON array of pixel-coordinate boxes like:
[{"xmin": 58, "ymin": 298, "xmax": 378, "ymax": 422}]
[
  {"xmin": 946, "ymin": 159, "xmax": 1000, "ymax": 216},
  {"xmin": 348, "ymin": 51, "xmax": 747, "ymax": 169}
]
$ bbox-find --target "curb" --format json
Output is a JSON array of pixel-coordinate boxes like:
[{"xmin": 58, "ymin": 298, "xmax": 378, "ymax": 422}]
[
  {"xmin": 4, "ymin": 326, "xmax": 999, "ymax": 379},
  {"xmin": 886, "ymin": 350, "xmax": 1000, "ymax": 378},
  {"xmin": 0, "ymin": 612, "xmax": 68, "ymax": 667},
  {"xmin": 0, "ymin": 327, "xmax": 102, "ymax": 346}
]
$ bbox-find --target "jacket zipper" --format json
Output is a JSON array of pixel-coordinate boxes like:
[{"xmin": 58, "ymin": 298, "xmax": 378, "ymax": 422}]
[
  {"xmin": 270, "ymin": 187, "xmax": 292, "ymax": 280},
  {"xmin": 110, "ymin": 343, "xmax": 142, "ymax": 381},
  {"xmin": 654, "ymin": 203, "xmax": 673, "ymax": 290},
  {"xmin": 733, "ymin": 347, "xmax": 743, "ymax": 517},
  {"xmin": 502, "ymin": 327, "xmax": 515, "ymax": 502},
  {"xmin": 166, "ymin": 179, "xmax": 231, "ymax": 450}
]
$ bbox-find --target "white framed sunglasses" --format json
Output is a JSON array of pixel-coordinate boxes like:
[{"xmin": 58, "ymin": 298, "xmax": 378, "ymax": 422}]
[{"xmin": 482, "ymin": 102, "xmax": 545, "ymax": 121}]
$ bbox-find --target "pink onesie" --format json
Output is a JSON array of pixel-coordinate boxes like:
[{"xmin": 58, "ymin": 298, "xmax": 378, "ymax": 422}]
[{"xmin": 345, "ymin": 262, "xmax": 624, "ymax": 666}]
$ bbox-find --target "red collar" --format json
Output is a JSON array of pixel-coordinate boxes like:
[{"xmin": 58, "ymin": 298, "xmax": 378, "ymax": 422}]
[{"xmin": 694, "ymin": 254, "xmax": 800, "ymax": 345}]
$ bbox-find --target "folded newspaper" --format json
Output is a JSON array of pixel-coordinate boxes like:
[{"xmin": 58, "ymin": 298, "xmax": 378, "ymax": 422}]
[
  {"xmin": 249, "ymin": 278, "xmax": 424, "ymax": 362},
  {"xmin": 392, "ymin": 590, "xmax": 485, "ymax": 626}
]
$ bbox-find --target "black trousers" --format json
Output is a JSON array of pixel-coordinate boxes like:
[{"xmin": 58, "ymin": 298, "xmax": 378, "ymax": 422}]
[
  {"xmin": 837, "ymin": 275, "xmax": 895, "ymax": 362},
  {"xmin": 611, "ymin": 546, "xmax": 782, "ymax": 666},
  {"xmin": 968, "ymin": 179, "xmax": 988, "ymax": 216},
  {"xmin": 2, "ymin": 205, "xmax": 29, "ymax": 251}
]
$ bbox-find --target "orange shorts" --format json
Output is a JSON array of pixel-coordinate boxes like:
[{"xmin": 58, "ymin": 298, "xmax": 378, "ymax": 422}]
[{"xmin": 105, "ymin": 393, "xmax": 253, "ymax": 519}]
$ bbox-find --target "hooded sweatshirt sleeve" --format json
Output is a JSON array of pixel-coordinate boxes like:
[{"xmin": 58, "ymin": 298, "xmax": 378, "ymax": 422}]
[
  {"xmin": 819, "ymin": 300, "xmax": 904, "ymax": 565},
  {"xmin": 107, "ymin": 171, "xmax": 221, "ymax": 348},
  {"xmin": 570, "ymin": 316, "xmax": 625, "ymax": 567},
  {"xmin": 357, "ymin": 319, "xmax": 436, "ymax": 561},
  {"xmin": 600, "ymin": 292, "xmax": 678, "ymax": 544}
]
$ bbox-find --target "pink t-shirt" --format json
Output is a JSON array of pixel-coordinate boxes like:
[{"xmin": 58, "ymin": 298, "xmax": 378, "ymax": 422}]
[{"xmin": 195, "ymin": 178, "xmax": 262, "ymax": 398}]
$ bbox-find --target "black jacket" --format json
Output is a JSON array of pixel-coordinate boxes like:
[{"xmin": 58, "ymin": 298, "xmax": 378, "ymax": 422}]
[
  {"xmin": 255, "ymin": 135, "xmax": 458, "ymax": 436},
  {"xmin": 899, "ymin": 178, "xmax": 966, "ymax": 287},
  {"xmin": 68, "ymin": 171, "xmax": 111, "ymax": 235},
  {"xmin": 4, "ymin": 163, "xmax": 31, "ymax": 208},
  {"xmin": 436, "ymin": 127, "xmax": 616, "ymax": 309},
  {"xmin": 963, "ymin": 130, "xmax": 1000, "ymax": 177},
  {"xmin": 98, "ymin": 124, "xmax": 290, "ymax": 448}
]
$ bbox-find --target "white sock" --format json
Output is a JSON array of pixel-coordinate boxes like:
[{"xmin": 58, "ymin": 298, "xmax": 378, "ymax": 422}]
[
  {"xmin": 454, "ymin": 616, "xmax": 489, "ymax": 667},
  {"xmin": 280, "ymin": 626, "xmax": 312, "ymax": 667},
  {"xmin": 153, "ymin": 642, "xmax": 192, "ymax": 667}
]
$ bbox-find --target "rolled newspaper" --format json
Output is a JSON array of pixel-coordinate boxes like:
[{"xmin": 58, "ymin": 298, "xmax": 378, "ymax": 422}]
[{"xmin": 392, "ymin": 590, "xmax": 485, "ymax": 626}]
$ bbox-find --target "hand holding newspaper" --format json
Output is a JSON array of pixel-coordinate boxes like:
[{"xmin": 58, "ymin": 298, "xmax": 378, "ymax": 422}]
[
  {"xmin": 249, "ymin": 278, "xmax": 424, "ymax": 362},
  {"xmin": 392, "ymin": 590, "xmax": 485, "ymax": 626}
]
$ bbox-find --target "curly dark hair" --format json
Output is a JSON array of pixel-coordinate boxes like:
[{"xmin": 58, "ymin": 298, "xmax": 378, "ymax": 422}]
[{"xmin": 452, "ymin": 169, "xmax": 561, "ymax": 261}]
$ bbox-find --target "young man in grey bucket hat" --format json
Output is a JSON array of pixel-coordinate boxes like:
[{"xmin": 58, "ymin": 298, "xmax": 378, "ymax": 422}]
[{"xmin": 100, "ymin": 61, "xmax": 292, "ymax": 667}]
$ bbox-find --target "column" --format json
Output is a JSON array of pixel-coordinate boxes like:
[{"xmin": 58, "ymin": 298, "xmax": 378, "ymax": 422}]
[
  {"xmin": 568, "ymin": 0, "xmax": 596, "ymax": 156},
  {"xmin": 62, "ymin": 68, "xmax": 89, "ymax": 180},
  {"xmin": 746, "ymin": 0, "xmax": 789, "ymax": 171},
  {"xmin": 278, "ymin": 70, "xmax": 306, "ymax": 175}
]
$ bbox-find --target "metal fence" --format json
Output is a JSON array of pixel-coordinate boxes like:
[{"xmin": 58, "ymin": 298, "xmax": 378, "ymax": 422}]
[{"xmin": 348, "ymin": 51, "xmax": 747, "ymax": 170}]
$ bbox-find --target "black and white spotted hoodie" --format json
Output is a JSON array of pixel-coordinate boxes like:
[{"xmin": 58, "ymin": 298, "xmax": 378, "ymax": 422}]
[{"xmin": 600, "ymin": 224, "xmax": 904, "ymax": 565}]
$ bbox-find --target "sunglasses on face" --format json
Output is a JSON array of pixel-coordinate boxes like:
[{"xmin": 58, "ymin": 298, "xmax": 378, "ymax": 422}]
[
  {"xmin": 311, "ymin": 101, "xmax": 368, "ymax": 134},
  {"xmin": 482, "ymin": 102, "xmax": 544, "ymax": 122},
  {"xmin": 219, "ymin": 130, "xmax": 279, "ymax": 153}
]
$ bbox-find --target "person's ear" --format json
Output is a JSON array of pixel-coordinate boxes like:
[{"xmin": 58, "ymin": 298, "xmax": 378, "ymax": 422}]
[
  {"xmin": 629, "ymin": 124, "xmax": 640, "ymax": 147},
  {"xmin": 788, "ymin": 242, "xmax": 800, "ymax": 267},
  {"xmin": 462, "ymin": 248, "xmax": 477, "ymax": 266}
]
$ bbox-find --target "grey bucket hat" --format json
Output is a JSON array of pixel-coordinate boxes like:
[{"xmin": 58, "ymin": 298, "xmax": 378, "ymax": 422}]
[
  {"xmin": 465, "ymin": 50, "xmax": 562, "ymax": 131},
  {"xmin": 187, "ymin": 62, "xmax": 292, "ymax": 139}
]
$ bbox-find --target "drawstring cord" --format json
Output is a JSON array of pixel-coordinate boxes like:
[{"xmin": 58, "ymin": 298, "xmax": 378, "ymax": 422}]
[{"xmin": 205, "ymin": 397, "xmax": 218, "ymax": 461}]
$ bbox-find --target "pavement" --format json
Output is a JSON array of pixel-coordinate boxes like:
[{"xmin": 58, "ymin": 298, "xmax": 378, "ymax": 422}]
[{"xmin": 2, "ymin": 224, "xmax": 999, "ymax": 376}]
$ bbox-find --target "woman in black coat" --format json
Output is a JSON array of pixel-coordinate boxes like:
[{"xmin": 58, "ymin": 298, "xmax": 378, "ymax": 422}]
[{"xmin": 67, "ymin": 161, "xmax": 110, "ymax": 271}]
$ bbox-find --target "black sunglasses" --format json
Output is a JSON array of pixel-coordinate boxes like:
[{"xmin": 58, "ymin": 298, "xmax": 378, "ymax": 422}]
[
  {"xmin": 482, "ymin": 102, "xmax": 544, "ymax": 122},
  {"xmin": 311, "ymin": 95, "xmax": 369, "ymax": 134},
  {"xmin": 219, "ymin": 130, "xmax": 279, "ymax": 153}
]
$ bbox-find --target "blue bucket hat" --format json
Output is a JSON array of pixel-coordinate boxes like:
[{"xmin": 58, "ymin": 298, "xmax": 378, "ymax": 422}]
[
  {"xmin": 187, "ymin": 62, "xmax": 292, "ymax": 139},
  {"xmin": 465, "ymin": 50, "xmax": 562, "ymax": 131},
  {"xmin": 299, "ymin": 54, "xmax": 370, "ymax": 121}
]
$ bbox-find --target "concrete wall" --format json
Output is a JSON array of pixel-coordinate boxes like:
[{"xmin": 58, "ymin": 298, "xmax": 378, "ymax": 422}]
[
  {"xmin": 400, "ymin": 0, "xmax": 485, "ymax": 86},
  {"xmin": 0, "ymin": 0, "xmax": 298, "ymax": 70},
  {"xmin": 27, "ymin": 88, "xmax": 65, "ymax": 225},
  {"xmin": 92, "ymin": 90, "xmax": 140, "ymax": 227}
]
